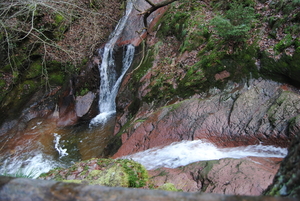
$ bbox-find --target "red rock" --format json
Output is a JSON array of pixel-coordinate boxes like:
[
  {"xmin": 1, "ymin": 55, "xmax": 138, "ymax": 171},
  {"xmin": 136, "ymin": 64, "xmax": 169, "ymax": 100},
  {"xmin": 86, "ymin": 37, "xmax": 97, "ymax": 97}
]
[
  {"xmin": 114, "ymin": 80, "xmax": 299, "ymax": 158},
  {"xmin": 214, "ymin": 70, "xmax": 230, "ymax": 81},
  {"xmin": 149, "ymin": 157, "xmax": 282, "ymax": 195}
]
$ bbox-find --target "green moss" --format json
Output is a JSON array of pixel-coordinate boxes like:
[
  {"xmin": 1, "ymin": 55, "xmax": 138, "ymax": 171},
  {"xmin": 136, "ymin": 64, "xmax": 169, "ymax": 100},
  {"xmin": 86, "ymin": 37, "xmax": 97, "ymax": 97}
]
[
  {"xmin": 39, "ymin": 158, "xmax": 148, "ymax": 188},
  {"xmin": 180, "ymin": 25, "xmax": 210, "ymax": 53},
  {"xmin": 260, "ymin": 48, "xmax": 300, "ymax": 84},
  {"xmin": 119, "ymin": 159, "xmax": 148, "ymax": 188},
  {"xmin": 132, "ymin": 47, "xmax": 155, "ymax": 82},
  {"xmin": 25, "ymin": 59, "xmax": 43, "ymax": 79},
  {"xmin": 158, "ymin": 11, "xmax": 190, "ymax": 41},
  {"xmin": 275, "ymin": 34, "xmax": 294, "ymax": 52},
  {"xmin": 62, "ymin": 180, "xmax": 83, "ymax": 184},
  {"xmin": 54, "ymin": 14, "xmax": 64, "ymax": 25},
  {"xmin": 157, "ymin": 183, "xmax": 181, "ymax": 191},
  {"xmin": 78, "ymin": 88, "xmax": 89, "ymax": 96},
  {"xmin": 84, "ymin": 167, "xmax": 130, "ymax": 186},
  {"xmin": 48, "ymin": 72, "xmax": 65, "ymax": 85},
  {"xmin": 51, "ymin": 13, "xmax": 68, "ymax": 40}
]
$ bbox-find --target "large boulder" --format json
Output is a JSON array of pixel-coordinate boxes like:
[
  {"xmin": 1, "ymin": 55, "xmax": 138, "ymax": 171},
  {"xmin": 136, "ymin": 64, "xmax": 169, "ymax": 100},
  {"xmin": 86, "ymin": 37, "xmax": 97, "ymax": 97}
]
[
  {"xmin": 149, "ymin": 157, "xmax": 282, "ymax": 196},
  {"xmin": 112, "ymin": 79, "xmax": 300, "ymax": 158}
]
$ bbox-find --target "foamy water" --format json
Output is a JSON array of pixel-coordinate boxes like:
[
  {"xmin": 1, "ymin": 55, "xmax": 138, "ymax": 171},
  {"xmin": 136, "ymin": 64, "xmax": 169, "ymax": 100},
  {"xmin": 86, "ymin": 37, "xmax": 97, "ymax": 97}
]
[
  {"xmin": 89, "ymin": 0, "xmax": 135, "ymax": 127},
  {"xmin": 0, "ymin": 153, "xmax": 60, "ymax": 179},
  {"xmin": 121, "ymin": 140, "xmax": 288, "ymax": 170},
  {"xmin": 54, "ymin": 133, "xmax": 69, "ymax": 158}
]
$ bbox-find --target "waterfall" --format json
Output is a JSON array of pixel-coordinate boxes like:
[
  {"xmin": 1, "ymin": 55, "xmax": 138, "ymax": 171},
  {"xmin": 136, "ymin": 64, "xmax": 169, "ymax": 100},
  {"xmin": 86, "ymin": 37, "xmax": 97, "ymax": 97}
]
[{"xmin": 90, "ymin": 0, "xmax": 135, "ymax": 126}]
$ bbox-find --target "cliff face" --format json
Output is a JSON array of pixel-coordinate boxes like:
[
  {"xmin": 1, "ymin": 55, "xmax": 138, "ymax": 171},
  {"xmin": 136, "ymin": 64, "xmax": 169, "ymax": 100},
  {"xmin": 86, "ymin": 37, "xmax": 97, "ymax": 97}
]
[{"xmin": 112, "ymin": 79, "xmax": 300, "ymax": 158}]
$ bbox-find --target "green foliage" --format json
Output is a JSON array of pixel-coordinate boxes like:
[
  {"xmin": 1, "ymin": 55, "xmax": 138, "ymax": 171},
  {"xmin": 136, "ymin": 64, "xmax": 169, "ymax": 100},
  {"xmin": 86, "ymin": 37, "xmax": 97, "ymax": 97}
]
[
  {"xmin": 54, "ymin": 14, "xmax": 65, "ymax": 25},
  {"xmin": 158, "ymin": 12, "xmax": 190, "ymax": 41},
  {"xmin": 275, "ymin": 34, "xmax": 294, "ymax": 52},
  {"xmin": 180, "ymin": 24, "xmax": 211, "ymax": 53},
  {"xmin": 213, "ymin": 0, "xmax": 255, "ymax": 10},
  {"xmin": 210, "ymin": 1, "xmax": 256, "ymax": 43}
]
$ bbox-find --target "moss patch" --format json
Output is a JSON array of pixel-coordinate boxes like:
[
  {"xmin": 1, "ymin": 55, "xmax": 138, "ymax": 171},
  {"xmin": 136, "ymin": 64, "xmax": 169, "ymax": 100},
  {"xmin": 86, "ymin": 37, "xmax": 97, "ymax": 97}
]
[
  {"xmin": 39, "ymin": 158, "xmax": 148, "ymax": 188},
  {"xmin": 157, "ymin": 183, "xmax": 181, "ymax": 192},
  {"xmin": 260, "ymin": 48, "xmax": 300, "ymax": 85},
  {"xmin": 25, "ymin": 59, "xmax": 43, "ymax": 79}
]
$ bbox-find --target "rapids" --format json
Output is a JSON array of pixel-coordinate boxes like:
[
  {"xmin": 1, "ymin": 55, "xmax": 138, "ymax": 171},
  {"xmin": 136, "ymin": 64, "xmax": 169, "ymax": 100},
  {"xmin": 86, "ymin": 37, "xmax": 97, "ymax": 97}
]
[{"xmin": 121, "ymin": 140, "xmax": 288, "ymax": 170}]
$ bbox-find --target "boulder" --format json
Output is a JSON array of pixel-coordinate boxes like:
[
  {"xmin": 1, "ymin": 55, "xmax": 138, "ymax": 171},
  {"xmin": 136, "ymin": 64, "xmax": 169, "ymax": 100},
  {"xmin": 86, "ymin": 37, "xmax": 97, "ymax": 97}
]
[
  {"xmin": 149, "ymin": 157, "xmax": 282, "ymax": 196},
  {"xmin": 113, "ymin": 79, "xmax": 300, "ymax": 158}
]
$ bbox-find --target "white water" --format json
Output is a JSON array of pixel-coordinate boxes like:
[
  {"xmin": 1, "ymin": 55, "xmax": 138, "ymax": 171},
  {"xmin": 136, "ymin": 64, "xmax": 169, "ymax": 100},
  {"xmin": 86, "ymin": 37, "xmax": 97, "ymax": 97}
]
[
  {"xmin": 90, "ymin": 0, "xmax": 135, "ymax": 126},
  {"xmin": 54, "ymin": 133, "xmax": 69, "ymax": 158},
  {"xmin": 121, "ymin": 140, "xmax": 288, "ymax": 170},
  {"xmin": 0, "ymin": 152, "xmax": 60, "ymax": 179}
]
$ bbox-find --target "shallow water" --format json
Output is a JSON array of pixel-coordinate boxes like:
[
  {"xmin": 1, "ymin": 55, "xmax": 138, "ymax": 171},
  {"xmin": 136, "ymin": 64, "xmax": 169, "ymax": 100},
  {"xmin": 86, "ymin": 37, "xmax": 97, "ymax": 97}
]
[{"xmin": 0, "ymin": 115, "xmax": 115, "ymax": 178}]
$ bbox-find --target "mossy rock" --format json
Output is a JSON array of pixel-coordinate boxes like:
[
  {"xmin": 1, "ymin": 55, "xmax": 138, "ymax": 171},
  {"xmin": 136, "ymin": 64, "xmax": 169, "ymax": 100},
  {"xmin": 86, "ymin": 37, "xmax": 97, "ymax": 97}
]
[
  {"xmin": 48, "ymin": 72, "xmax": 65, "ymax": 86},
  {"xmin": 39, "ymin": 158, "xmax": 148, "ymax": 188},
  {"xmin": 260, "ymin": 48, "xmax": 300, "ymax": 85},
  {"xmin": 25, "ymin": 59, "xmax": 43, "ymax": 79},
  {"xmin": 157, "ymin": 183, "xmax": 181, "ymax": 192},
  {"xmin": 2, "ymin": 80, "xmax": 39, "ymax": 109}
]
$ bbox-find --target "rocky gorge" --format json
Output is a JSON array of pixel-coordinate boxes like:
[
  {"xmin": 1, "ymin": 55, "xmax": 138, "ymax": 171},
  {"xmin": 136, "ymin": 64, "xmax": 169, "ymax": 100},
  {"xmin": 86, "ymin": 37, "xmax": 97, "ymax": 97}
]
[{"xmin": 1, "ymin": 0, "xmax": 300, "ymax": 200}]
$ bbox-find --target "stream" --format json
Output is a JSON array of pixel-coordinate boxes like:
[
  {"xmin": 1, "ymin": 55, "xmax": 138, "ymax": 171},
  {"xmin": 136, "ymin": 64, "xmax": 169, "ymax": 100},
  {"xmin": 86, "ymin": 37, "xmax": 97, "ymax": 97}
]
[{"xmin": 0, "ymin": 0, "xmax": 289, "ymax": 179}]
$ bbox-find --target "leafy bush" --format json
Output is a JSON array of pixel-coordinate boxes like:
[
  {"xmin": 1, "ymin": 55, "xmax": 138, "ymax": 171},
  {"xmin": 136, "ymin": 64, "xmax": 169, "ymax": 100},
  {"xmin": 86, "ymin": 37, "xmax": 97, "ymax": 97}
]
[{"xmin": 210, "ymin": 1, "xmax": 256, "ymax": 43}]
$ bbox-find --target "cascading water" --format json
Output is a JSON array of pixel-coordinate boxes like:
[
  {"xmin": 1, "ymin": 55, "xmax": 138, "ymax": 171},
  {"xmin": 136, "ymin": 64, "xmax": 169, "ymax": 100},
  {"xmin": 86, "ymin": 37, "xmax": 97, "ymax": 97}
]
[
  {"xmin": 121, "ymin": 140, "xmax": 288, "ymax": 170},
  {"xmin": 0, "ymin": 0, "xmax": 136, "ymax": 177},
  {"xmin": 90, "ymin": 0, "xmax": 135, "ymax": 126},
  {"xmin": 0, "ymin": 0, "xmax": 291, "ymax": 181}
]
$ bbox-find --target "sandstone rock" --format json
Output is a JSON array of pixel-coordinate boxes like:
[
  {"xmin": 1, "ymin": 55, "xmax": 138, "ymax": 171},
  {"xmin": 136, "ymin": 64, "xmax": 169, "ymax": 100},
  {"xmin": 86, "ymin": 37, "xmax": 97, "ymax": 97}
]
[
  {"xmin": 75, "ymin": 92, "xmax": 95, "ymax": 117},
  {"xmin": 149, "ymin": 157, "xmax": 281, "ymax": 196},
  {"xmin": 215, "ymin": 70, "xmax": 230, "ymax": 81},
  {"xmin": 115, "ymin": 0, "xmax": 169, "ymax": 46},
  {"xmin": 113, "ymin": 79, "xmax": 300, "ymax": 158}
]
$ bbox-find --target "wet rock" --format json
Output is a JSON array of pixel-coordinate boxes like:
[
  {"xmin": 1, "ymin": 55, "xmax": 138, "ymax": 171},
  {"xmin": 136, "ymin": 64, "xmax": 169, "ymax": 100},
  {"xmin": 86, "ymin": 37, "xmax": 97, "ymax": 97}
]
[
  {"xmin": 75, "ymin": 92, "xmax": 95, "ymax": 117},
  {"xmin": 116, "ymin": 0, "xmax": 169, "ymax": 46},
  {"xmin": 113, "ymin": 79, "xmax": 300, "ymax": 157},
  {"xmin": 0, "ymin": 176, "xmax": 297, "ymax": 201},
  {"xmin": 149, "ymin": 157, "xmax": 282, "ymax": 196},
  {"xmin": 264, "ymin": 131, "xmax": 300, "ymax": 198}
]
